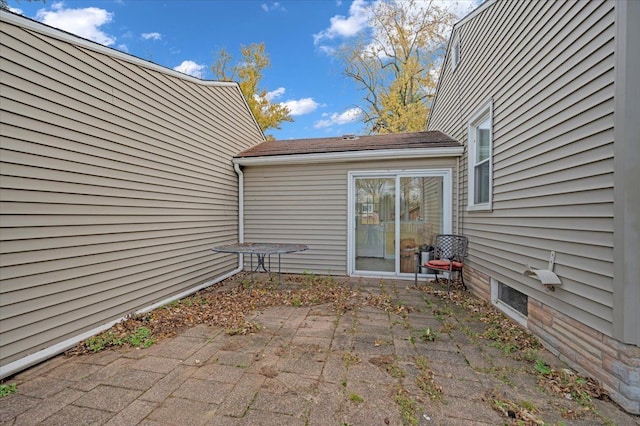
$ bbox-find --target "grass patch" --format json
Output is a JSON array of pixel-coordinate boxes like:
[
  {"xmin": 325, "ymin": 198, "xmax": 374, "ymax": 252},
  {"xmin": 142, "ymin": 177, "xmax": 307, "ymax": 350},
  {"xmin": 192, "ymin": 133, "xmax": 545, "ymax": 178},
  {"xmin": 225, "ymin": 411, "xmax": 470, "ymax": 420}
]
[
  {"xmin": 395, "ymin": 388, "xmax": 419, "ymax": 426},
  {"xmin": 86, "ymin": 332, "xmax": 124, "ymax": 352},
  {"xmin": 415, "ymin": 327, "xmax": 438, "ymax": 342},
  {"xmin": 486, "ymin": 389, "xmax": 543, "ymax": 425},
  {"xmin": 348, "ymin": 393, "xmax": 364, "ymax": 404},
  {"xmin": 414, "ymin": 356, "xmax": 443, "ymax": 400},
  {"xmin": 533, "ymin": 360, "xmax": 606, "ymax": 407},
  {"xmin": 439, "ymin": 320, "xmax": 456, "ymax": 334},
  {"xmin": 0, "ymin": 383, "xmax": 17, "ymax": 397},
  {"xmin": 127, "ymin": 326, "xmax": 155, "ymax": 348},
  {"xmin": 387, "ymin": 364, "xmax": 406, "ymax": 379},
  {"xmin": 342, "ymin": 352, "xmax": 361, "ymax": 368},
  {"xmin": 84, "ymin": 326, "xmax": 155, "ymax": 352}
]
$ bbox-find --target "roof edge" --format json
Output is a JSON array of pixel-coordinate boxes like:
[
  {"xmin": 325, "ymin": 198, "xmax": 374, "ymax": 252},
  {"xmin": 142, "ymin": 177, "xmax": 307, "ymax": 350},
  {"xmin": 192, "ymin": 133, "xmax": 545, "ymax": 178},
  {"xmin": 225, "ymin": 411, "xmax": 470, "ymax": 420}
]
[
  {"xmin": 0, "ymin": 10, "xmax": 237, "ymax": 88},
  {"xmin": 233, "ymin": 146, "xmax": 464, "ymax": 166},
  {"xmin": 453, "ymin": 0, "xmax": 497, "ymax": 30},
  {"xmin": 427, "ymin": 0, "xmax": 497, "ymax": 130}
]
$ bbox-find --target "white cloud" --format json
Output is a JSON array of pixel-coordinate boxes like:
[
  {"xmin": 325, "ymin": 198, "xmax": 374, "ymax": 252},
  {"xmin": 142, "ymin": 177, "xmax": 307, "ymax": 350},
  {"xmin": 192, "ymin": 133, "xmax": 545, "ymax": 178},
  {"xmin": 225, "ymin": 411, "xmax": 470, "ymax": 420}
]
[
  {"xmin": 313, "ymin": 0, "xmax": 372, "ymax": 45},
  {"xmin": 261, "ymin": 2, "xmax": 286, "ymax": 12},
  {"xmin": 314, "ymin": 107, "xmax": 362, "ymax": 128},
  {"xmin": 317, "ymin": 45, "xmax": 336, "ymax": 55},
  {"xmin": 36, "ymin": 2, "xmax": 116, "ymax": 46},
  {"xmin": 8, "ymin": 7, "xmax": 23, "ymax": 14},
  {"xmin": 265, "ymin": 87, "xmax": 286, "ymax": 101},
  {"xmin": 173, "ymin": 60, "xmax": 206, "ymax": 78},
  {"xmin": 141, "ymin": 32, "xmax": 162, "ymax": 41},
  {"xmin": 257, "ymin": 89, "xmax": 317, "ymax": 116},
  {"xmin": 314, "ymin": 0, "xmax": 481, "ymax": 54},
  {"xmin": 117, "ymin": 44, "xmax": 129, "ymax": 53},
  {"xmin": 438, "ymin": 0, "xmax": 482, "ymax": 20},
  {"xmin": 281, "ymin": 98, "xmax": 319, "ymax": 116}
]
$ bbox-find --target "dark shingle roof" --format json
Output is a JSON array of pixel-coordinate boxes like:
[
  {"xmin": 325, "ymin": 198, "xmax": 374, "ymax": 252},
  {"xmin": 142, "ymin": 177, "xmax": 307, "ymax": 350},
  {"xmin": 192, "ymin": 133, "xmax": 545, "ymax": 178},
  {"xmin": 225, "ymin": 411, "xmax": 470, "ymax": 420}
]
[{"xmin": 236, "ymin": 131, "xmax": 459, "ymax": 158}]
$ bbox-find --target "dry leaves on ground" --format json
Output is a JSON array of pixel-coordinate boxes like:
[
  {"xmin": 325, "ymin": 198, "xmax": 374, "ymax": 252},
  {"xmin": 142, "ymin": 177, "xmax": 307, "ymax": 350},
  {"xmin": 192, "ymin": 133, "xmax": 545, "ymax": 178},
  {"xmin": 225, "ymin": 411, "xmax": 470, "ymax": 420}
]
[{"xmin": 67, "ymin": 274, "xmax": 357, "ymax": 355}]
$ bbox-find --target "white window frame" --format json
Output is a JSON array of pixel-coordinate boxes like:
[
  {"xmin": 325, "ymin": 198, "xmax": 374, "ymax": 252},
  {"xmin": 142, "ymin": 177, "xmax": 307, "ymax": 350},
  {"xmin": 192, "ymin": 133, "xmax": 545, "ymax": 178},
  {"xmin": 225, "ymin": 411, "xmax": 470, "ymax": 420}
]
[
  {"xmin": 467, "ymin": 100, "xmax": 493, "ymax": 211},
  {"xmin": 347, "ymin": 169, "xmax": 452, "ymax": 277},
  {"xmin": 451, "ymin": 35, "xmax": 460, "ymax": 72},
  {"xmin": 491, "ymin": 278, "xmax": 527, "ymax": 327}
]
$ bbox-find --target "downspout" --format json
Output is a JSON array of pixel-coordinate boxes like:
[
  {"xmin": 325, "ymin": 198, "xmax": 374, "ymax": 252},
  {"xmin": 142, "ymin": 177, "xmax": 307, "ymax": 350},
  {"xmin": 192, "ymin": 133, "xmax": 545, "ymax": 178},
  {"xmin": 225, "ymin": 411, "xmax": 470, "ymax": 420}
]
[
  {"xmin": 456, "ymin": 156, "xmax": 461, "ymax": 233},
  {"xmin": 233, "ymin": 161, "xmax": 245, "ymax": 269}
]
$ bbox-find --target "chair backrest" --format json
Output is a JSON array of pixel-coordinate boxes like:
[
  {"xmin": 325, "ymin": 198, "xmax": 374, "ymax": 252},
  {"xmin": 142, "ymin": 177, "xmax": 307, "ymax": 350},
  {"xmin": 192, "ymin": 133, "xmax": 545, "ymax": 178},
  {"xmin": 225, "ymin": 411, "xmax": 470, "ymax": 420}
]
[{"xmin": 433, "ymin": 234, "xmax": 468, "ymax": 261}]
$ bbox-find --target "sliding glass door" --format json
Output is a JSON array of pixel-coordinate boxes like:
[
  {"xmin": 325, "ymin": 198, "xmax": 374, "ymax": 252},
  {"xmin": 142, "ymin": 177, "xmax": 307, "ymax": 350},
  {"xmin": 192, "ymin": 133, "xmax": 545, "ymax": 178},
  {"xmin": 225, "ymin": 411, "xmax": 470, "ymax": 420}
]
[
  {"xmin": 350, "ymin": 170, "xmax": 451, "ymax": 276},
  {"xmin": 354, "ymin": 177, "xmax": 395, "ymax": 272}
]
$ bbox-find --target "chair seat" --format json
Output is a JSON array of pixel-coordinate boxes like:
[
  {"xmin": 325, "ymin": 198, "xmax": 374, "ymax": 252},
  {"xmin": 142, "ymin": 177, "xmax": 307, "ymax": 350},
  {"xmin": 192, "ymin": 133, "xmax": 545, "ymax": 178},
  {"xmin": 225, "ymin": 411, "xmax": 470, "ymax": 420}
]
[{"xmin": 425, "ymin": 259, "xmax": 463, "ymax": 270}]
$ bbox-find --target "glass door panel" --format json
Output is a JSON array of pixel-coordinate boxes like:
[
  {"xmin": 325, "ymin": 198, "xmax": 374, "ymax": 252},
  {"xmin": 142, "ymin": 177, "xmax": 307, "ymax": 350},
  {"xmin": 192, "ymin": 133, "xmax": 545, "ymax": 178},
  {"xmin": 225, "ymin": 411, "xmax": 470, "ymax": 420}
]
[
  {"xmin": 355, "ymin": 177, "xmax": 395, "ymax": 272},
  {"xmin": 399, "ymin": 176, "xmax": 443, "ymax": 273},
  {"xmin": 350, "ymin": 171, "xmax": 449, "ymax": 276}
]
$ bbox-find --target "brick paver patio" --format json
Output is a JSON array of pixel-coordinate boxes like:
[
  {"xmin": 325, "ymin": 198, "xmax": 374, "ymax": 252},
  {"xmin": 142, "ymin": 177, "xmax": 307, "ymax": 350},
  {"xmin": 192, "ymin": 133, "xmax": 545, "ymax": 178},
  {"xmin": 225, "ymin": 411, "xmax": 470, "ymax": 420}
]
[{"xmin": 1, "ymin": 276, "xmax": 638, "ymax": 425}]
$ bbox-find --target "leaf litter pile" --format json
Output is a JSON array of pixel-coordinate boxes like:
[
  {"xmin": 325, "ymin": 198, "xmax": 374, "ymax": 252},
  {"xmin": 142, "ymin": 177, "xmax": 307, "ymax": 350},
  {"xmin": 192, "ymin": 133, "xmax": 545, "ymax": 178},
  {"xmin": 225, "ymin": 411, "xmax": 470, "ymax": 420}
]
[{"xmin": 68, "ymin": 274, "xmax": 374, "ymax": 355}]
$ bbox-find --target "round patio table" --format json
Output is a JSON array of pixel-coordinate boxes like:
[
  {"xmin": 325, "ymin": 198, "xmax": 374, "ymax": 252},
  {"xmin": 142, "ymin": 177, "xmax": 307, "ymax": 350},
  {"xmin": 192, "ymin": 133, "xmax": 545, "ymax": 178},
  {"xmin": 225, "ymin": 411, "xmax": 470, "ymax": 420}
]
[{"xmin": 211, "ymin": 242, "xmax": 308, "ymax": 283}]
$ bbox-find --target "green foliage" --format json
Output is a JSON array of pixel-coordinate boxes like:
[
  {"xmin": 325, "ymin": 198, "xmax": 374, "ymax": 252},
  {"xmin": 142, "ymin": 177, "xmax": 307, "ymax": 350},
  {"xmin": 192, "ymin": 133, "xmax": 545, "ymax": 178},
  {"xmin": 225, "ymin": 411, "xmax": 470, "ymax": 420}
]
[
  {"xmin": 416, "ymin": 327, "xmax": 437, "ymax": 342},
  {"xmin": 414, "ymin": 356, "xmax": 443, "ymax": 400},
  {"xmin": 387, "ymin": 364, "xmax": 405, "ymax": 379},
  {"xmin": 534, "ymin": 358, "xmax": 552, "ymax": 375},
  {"xmin": 342, "ymin": 352, "xmax": 361, "ymax": 368},
  {"xmin": 0, "ymin": 383, "xmax": 17, "ymax": 397},
  {"xmin": 394, "ymin": 388, "xmax": 419, "ymax": 426},
  {"xmin": 85, "ymin": 327, "xmax": 154, "ymax": 352},
  {"xmin": 86, "ymin": 332, "xmax": 124, "ymax": 352},
  {"xmin": 348, "ymin": 393, "xmax": 364, "ymax": 404},
  {"xmin": 127, "ymin": 327, "xmax": 154, "ymax": 348}
]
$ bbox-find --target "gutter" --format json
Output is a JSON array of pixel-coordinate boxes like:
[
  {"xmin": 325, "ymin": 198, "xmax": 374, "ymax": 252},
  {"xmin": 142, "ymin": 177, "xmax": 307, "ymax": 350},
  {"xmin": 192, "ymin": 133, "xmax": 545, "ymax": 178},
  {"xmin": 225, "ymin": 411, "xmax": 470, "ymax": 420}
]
[{"xmin": 233, "ymin": 146, "xmax": 464, "ymax": 167}]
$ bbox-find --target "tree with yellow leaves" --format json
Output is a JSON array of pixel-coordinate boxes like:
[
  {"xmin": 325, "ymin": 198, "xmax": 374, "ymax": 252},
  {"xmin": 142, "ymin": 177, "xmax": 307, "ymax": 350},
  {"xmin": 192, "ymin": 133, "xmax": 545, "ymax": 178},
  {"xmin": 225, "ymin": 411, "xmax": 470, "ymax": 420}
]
[
  {"xmin": 338, "ymin": 0, "xmax": 455, "ymax": 134},
  {"xmin": 212, "ymin": 43, "xmax": 292, "ymax": 140}
]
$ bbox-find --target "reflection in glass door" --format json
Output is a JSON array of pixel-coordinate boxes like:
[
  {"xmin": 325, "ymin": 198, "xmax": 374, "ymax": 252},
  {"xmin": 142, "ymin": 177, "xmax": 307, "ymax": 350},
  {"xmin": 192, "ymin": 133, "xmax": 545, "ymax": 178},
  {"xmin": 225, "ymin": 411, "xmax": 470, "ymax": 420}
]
[
  {"xmin": 355, "ymin": 177, "xmax": 395, "ymax": 272},
  {"xmin": 399, "ymin": 176, "xmax": 443, "ymax": 273},
  {"xmin": 351, "ymin": 171, "xmax": 450, "ymax": 276}
]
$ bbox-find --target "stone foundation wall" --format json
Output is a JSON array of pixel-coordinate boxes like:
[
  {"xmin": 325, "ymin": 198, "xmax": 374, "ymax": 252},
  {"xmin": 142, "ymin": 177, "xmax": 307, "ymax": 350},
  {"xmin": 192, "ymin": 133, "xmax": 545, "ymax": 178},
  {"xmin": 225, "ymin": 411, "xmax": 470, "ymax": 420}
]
[
  {"xmin": 463, "ymin": 265, "xmax": 640, "ymax": 414},
  {"xmin": 462, "ymin": 266, "xmax": 491, "ymax": 302}
]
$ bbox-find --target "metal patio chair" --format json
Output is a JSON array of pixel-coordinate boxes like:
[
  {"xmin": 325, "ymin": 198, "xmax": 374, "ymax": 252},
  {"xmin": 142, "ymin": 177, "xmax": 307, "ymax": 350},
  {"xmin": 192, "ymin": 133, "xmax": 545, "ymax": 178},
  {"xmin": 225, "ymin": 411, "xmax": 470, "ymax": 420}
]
[{"xmin": 424, "ymin": 234, "xmax": 468, "ymax": 294}]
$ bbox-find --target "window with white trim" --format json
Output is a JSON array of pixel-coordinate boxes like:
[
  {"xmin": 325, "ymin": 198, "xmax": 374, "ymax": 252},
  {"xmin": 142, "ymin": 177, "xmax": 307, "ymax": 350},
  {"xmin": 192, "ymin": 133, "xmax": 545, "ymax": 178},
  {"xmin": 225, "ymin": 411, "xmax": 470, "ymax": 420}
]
[
  {"xmin": 491, "ymin": 278, "xmax": 527, "ymax": 327},
  {"xmin": 467, "ymin": 101, "xmax": 492, "ymax": 210},
  {"xmin": 451, "ymin": 36, "xmax": 460, "ymax": 71}
]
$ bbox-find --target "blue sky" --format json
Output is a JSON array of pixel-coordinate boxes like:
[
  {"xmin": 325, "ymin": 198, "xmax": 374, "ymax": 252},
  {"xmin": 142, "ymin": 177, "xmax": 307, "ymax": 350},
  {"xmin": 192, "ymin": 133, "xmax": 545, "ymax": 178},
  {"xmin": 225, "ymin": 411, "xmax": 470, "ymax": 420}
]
[{"xmin": 7, "ymin": 0, "xmax": 477, "ymax": 140}]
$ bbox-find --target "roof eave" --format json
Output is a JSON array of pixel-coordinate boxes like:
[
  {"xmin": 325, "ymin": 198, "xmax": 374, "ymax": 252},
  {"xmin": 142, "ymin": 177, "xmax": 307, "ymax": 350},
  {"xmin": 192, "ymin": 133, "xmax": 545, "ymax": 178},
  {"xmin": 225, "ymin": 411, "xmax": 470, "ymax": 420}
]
[
  {"xmin": 453, "ymin": 0, "xmax": 497, "ymax": 29},
  {"xmin": 0, "ymin": 10, "xmax": 237, "ymax": 88},
  {"xmin": 233, "ymin": 146, "xmax": 464, "ymax": 166}
]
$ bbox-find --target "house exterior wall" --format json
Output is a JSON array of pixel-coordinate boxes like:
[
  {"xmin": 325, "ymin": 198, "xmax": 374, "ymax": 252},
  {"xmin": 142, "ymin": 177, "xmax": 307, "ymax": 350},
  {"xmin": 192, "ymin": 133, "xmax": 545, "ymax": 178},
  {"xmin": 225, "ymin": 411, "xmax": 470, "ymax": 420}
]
[
  {"xmin": 427, "ymin": 0, "xmax": 639, "ymax": 413},
  {"xmin": 241, "ymin": 157, "xmax": 458, "ymax": 275},
  {"xmin": 0, "ymin": 12, "xmax": 264, "ymax": 375}
]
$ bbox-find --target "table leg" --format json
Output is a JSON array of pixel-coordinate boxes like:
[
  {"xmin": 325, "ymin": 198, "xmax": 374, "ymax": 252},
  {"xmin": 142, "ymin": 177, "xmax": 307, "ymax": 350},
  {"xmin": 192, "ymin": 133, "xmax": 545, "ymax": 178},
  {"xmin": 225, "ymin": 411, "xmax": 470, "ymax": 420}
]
[{"xmin": 254, "ymin": 254, "xmax": 269, "ymax": 272}]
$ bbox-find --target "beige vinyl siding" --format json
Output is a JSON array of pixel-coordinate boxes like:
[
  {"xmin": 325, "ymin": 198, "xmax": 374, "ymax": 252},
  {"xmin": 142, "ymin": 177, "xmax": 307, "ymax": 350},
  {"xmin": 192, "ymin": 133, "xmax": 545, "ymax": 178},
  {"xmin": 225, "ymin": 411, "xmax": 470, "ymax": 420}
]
[
  {"xmin": 428, "ymin": 0, "xmax": 615, "ymax": 335},
  {"xmin": 0, "ymin": 15, "xmax": 264, "ymax": 369},
  {"xmin": 242, "ymin": 158, "xmax": 458, "ymax": 275}
]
